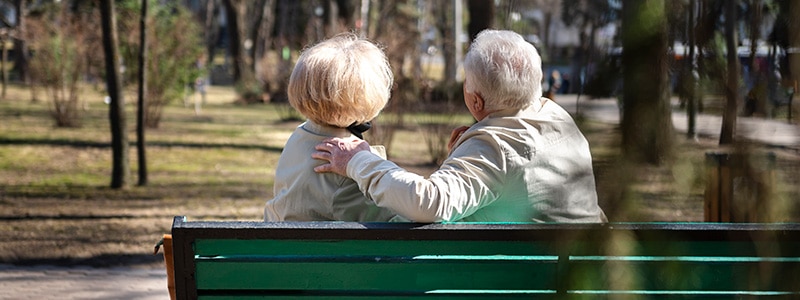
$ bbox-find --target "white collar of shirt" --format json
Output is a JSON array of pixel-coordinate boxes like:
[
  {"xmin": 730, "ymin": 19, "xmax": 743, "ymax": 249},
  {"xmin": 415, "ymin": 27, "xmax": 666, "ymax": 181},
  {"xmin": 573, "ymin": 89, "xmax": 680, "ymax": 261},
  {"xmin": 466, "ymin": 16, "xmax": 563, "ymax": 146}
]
[{"xmin": 484, "ymin": 97, "xmax": 546, "ymax": 119}]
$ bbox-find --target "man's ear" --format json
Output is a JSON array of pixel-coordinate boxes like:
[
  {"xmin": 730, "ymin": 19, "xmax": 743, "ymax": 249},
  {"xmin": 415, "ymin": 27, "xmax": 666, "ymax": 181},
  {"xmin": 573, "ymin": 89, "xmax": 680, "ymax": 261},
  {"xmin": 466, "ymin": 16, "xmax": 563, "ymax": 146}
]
[{"xmin": 473, "ymin": 93, "xmax": 485, "ymax": 112}]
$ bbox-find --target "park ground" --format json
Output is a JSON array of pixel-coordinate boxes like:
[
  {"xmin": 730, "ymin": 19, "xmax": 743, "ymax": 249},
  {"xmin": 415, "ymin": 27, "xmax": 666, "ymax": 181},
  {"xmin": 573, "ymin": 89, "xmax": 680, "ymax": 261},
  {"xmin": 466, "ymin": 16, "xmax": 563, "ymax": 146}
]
[{"xmin": 1, "ymin": 84, "xmax": 799, "ymax": 268}]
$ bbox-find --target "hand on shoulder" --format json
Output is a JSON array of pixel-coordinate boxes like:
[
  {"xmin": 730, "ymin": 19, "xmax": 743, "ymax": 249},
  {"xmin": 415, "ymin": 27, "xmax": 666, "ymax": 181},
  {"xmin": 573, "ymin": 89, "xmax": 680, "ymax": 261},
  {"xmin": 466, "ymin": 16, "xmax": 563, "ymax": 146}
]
[{"xmin": 312, "ymin": 137, "xmax": 372, "ymax": 176}]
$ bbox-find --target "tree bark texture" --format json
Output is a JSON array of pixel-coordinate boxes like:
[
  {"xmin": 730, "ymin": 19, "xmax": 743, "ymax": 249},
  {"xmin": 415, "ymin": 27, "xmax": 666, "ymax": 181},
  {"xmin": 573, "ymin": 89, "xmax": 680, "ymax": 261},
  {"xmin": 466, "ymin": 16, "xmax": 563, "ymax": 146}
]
[
  {"xmin": 222, "ymin": 0, "xmax": 251, "ymax": 84},
  {"xmin": 719, "ymin": 0, "xmax": 740, "ymax": 145},
  {"xmin": 621, "ymin": 0, "xmax": 674, "ymax": 165},
  {"xmin": 466, "ymin": 0, "xmax": 493, "ymax": 43},
  {"xmin": 101, "ymin": 0, "xmax": 130, "ymax": 189},
  {"xmin": 13, "ymin": 0, "xmax": 28, "ymax": 85},
  {"xmin": 137, "ymin": 0, "xmax": 148, "ymax": 186}
]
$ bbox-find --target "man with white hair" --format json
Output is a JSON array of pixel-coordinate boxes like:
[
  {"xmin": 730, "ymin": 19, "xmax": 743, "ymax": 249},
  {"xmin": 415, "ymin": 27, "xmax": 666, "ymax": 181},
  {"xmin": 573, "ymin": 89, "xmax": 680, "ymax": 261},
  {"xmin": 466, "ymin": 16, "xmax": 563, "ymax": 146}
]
[{"xmin": 313, "ymin": 29, "xmax": 607, "ymax": 223}]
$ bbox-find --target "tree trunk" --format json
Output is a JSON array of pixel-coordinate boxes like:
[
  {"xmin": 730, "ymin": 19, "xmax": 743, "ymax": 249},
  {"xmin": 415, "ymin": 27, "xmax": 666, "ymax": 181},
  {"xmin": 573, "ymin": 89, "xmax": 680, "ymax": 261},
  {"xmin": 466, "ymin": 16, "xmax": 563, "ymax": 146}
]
[
  {"xmin": 621, "ymin": 0, "xmax": 673, "ymax": 165},
  {"xmin": 101, "ymin": 0, "xmax": 130, "ymax": 189},
  {"xmin": 1, "ymin": 33, "xmax": 7, "ymax": 99},
  {"xmin": 719, "ymin": 0, "xmax": 739, "ymax": 145},
  {"xmin": 222, "ymin": 0, "xmax": 252, "ymax": 84},
  {"xmin": 254, "ymin": 0, "xmax": 276, "ymax": 87},
  {"xmin": 466, "ymin": 0, "xmax": 492, "ymax": 43},
  {"xmin": 686, "ymin": 0, "xmax": 697, "ymax": 138},
  {"xmin": 322, "ymin": 0, "xmax": 338, "ymax": 36},
  {"xmin": 137, "ymin": 0, "xmax": 148, "ymax": 186},
  {"xmin": 254, "ymin": 0, "xmax": 275, "ymax": 61},
  {"xmin": 747, "ymin": 0, "xmax": 764, "ymax": 116},
  {"xmin": 222, "ymin": 0, "xmax": 241, "ymax": 81},
  {"xmin": 13, "ymin": 0, "xmax": 28, "ymax": 85},
  {"xmin": 790, "ymin": 0, "xmax": 800, "ymax": 109},
  {"xmin": 273, "ymin": 0, "xmax": 301, "ymax": 98},
  {"xmin": 202, "ymin": 0, "xmax": 220, "ymax": 72},
  {"xmin": 436, "ymin": 0, "xmax": 456, "ymax": 85}
]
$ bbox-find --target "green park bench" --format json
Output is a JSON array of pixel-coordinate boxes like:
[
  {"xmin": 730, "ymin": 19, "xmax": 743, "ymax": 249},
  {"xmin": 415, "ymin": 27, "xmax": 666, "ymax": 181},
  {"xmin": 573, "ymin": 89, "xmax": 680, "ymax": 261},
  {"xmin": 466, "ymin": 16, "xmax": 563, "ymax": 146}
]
[{"xmin": 169, "ymin": 216, "xmax": 800, "ymax": 299}]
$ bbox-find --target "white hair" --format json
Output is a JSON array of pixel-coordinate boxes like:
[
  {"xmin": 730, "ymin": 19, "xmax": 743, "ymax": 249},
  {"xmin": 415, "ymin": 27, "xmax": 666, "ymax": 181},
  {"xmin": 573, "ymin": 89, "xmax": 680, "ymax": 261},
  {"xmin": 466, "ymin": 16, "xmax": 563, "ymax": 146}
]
[{"xmin": 463, "ymin": 30, "xmax": 543, "ymax": 110}]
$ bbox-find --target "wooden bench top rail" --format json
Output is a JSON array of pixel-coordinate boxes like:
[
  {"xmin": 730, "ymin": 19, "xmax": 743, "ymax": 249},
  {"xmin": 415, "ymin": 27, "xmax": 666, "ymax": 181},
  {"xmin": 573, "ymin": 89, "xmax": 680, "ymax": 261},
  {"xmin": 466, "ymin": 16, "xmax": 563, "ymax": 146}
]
[{"xmin": 171, "ymin": 216, "xmax": 800, "ymax": 300}]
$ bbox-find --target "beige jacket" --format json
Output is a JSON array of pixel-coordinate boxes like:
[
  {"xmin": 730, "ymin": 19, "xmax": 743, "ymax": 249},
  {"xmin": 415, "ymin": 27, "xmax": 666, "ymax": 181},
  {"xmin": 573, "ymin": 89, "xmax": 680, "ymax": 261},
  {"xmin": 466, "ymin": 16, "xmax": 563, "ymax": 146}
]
[
  {"xmin": 347, "ymin": 98, "xmax": 607, "ymax": 223},
  {"xmin": 264, "ymin": 121, "xmax": 397, "ymax": 222}
]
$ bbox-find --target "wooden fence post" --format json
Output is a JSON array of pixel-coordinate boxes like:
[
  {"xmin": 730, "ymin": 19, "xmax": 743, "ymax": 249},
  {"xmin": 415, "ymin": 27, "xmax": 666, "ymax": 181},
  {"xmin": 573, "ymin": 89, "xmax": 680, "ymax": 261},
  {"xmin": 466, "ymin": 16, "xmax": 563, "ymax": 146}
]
[{"xmin": 705, "ymin": 152, "xmax": 776, "ymax": 222}]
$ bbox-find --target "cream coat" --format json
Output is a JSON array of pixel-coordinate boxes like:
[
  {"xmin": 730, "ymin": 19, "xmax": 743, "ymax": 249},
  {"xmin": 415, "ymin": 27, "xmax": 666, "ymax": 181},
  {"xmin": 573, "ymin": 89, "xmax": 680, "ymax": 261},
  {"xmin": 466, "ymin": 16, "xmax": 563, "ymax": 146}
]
[
  {"xmin": 347, "ymin": 98, "xmax": 607, "ymax": 223},
  {"xmin": 264, "ymin": 121, "xmax": 397, "ymax": 221}
]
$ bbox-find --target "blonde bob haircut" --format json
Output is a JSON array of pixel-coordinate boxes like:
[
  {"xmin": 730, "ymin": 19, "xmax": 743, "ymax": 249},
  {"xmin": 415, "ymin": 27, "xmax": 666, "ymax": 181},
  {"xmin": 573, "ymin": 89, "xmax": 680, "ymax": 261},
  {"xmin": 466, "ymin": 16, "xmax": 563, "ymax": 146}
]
[{"xmin": 288, "ymin": 32, "xmax": 394, "ymax": 128}]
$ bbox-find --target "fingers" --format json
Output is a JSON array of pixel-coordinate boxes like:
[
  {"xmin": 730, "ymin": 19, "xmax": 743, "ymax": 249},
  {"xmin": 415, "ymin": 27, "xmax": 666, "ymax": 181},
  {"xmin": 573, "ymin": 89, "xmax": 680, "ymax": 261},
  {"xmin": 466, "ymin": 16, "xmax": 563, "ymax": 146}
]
[
  {"xmin": 313, "ymin": 163, "xmax": 331, "ymax": 173},
  {"xmin": 311, "ymin": 150, "xmax": 330, "ymax": 161},
  {"xmin": 449, "ymin": 126, "xmax": 469, "ymax": 141},
  {"xmin": 312, "ymin": 139, "xmax": 341, "ymax": 175},
  {"xmin": 312, "ymin": 137, "xmax": 365, "ymax": 176},
  {"xmin": 316, "ymin": 138, "xmax": 352, "ymax": 151},
  {"xmin": 314, "ymin": 142, "xmax": 334, "ymax": 152},
  {"xmin": 448, "ymin": 126, "xmax": 470, "ymax": 152},
  {"xmin": 311, "ymin": 147, "xmax": 334, "ymax": 174}
]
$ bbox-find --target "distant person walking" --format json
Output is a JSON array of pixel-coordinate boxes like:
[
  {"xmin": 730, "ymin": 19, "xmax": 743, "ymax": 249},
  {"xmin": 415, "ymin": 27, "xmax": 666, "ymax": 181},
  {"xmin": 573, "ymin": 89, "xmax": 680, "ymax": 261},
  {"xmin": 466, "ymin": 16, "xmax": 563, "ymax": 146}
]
[{"xmin": 546, "ymin": 69, "xmax": 561, "ymax": 100}]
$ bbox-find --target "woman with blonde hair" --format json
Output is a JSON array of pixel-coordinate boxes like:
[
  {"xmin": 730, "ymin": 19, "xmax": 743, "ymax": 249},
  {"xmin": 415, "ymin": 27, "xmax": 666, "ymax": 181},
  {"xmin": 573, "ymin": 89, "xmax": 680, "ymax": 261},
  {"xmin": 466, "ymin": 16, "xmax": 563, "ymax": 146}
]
[{"xmin": 264, "ymin": 32, "xmax": 399, "ymax": 221}]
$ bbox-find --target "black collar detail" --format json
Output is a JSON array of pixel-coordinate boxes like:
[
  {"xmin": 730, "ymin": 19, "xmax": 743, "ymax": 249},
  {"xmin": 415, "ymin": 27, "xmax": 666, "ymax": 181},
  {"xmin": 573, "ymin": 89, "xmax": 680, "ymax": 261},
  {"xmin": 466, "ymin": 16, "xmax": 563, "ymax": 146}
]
[{"xmin": 346, "ymin": 121, "xmax": 371, "ymax": 139}]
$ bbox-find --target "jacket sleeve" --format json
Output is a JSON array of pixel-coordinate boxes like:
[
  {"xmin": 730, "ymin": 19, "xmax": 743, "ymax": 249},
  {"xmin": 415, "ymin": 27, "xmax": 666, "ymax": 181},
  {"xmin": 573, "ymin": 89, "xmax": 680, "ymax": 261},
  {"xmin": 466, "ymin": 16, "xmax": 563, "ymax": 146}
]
[{"xmin": 346, "ymin": 135, "xmax": 504, "ymax": 222}]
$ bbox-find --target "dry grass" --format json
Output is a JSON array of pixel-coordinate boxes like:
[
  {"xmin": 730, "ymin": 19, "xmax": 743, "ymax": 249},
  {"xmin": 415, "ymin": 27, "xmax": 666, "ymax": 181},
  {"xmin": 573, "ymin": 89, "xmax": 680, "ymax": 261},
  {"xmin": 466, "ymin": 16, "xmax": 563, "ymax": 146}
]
[{"xmin": 1, "ymin": 83, "xmax": 798, "ymax": 268}]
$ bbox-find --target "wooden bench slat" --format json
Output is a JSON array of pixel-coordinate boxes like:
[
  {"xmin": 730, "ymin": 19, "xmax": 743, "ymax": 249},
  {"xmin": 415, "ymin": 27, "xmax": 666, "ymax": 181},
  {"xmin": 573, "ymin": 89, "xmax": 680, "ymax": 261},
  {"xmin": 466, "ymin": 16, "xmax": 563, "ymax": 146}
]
[
  {"xmin": 195, "ymin": 291, "xmax": 800, "ymax": 300},
  {"xmin": 194, "ymin": 254, "xmax": 560, "ymax": 263},
  {"xmin": 567, "ymin": 240, "xmax": 800, "ymax": 257},
  {"xmin": 565, "ymin": 290, "xmax": 800, "ymax": 300},
  {"xmin": 567, "ymin": 259, "xmax": 800, "ymax": 291},
  {"xmin": 197, "ymin": 291, "xmax": 555, "ymax": 300},
  {"xmin": 193, "ymin": 239, "xmax": 557, "ymax": 256},
  {"xmin": 195, "ymin": 260, "xmax": 558, "ymax": 290}
]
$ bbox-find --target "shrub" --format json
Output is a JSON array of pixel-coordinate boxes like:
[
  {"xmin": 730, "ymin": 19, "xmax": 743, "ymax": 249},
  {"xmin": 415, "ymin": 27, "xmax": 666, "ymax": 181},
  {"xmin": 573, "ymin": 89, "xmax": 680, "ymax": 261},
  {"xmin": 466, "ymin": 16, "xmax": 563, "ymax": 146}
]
[
  {"xmin": 118, "ymin": 0, "xmax": 203, "ymax": 128},
  {"xmin": 27, "ymin": 3, "xmax": 99, "ymax": 127}
]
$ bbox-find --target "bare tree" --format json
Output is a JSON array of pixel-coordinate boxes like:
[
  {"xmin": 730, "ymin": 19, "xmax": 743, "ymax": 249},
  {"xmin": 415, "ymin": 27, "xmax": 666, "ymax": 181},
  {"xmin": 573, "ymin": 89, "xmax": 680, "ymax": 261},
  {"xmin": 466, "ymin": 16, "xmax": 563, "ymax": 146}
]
[
  {"xmin": 359, "ymin": 0, "xmax": 421, "ymax": 156},
  {"xmin": 434, "ymin": 0, "xmax": 457, "ymax": 85},
  {"xmin": 101, "ymin": 0, "xmax": 130, "ymax": 189},
  {"xmin": 27, "ymin": 2, "xmax": 93, "ymax": 128},
  {"xmin": 621, "ymin": 0, "xmax": 674, "ymax": 165},
  {"xmin": 13, "ymin": 0, "xmax": 28, "ymax": 86},
  {"xmin": 322, "ymin": 0, "xmax": 356, "ymax": 36},
  {"xmin": 373, "ymin": 0, "xmax": 419, "ymax": 79},
  {"xmin": 137, "ymin": 0, "xmax": 148, "ymax": 186},
  {"xmin": 0, "ymin": 28, "xmax": 7, "ymax": 99},
  {"xmin": 222, "ymin": 0, "xmax": 249, "ymax": 83},
  {"xmin": 253, "ymin": 0, "xmax": 276, "ymax": 62},
  {"xmin": 0, "ymin": 3, "xmax": 13, "ymax": 99},
  {"xmin": 253, "ymin": 0, "xmax": 276, "ymax": 89},
  {"xmin": 200, "ymin": 0, "xmax": 221, "ymax": 72}
]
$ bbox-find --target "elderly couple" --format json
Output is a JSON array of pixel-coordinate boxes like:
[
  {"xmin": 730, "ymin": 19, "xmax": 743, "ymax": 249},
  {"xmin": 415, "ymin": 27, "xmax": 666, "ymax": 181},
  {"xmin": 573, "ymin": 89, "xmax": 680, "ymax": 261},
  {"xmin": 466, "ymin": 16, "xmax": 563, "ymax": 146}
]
[{"xmin": 264, "ymin": 29, "xmax": 607, "ymax": 223}]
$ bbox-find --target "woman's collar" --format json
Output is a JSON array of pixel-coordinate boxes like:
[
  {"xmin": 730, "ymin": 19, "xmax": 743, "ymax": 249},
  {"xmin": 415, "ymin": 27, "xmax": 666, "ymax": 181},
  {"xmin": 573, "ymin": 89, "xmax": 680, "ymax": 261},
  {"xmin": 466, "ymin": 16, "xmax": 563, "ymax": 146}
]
[{"xmin": 301, "ymin": 120, "xmax": 351, "ymax": 137}]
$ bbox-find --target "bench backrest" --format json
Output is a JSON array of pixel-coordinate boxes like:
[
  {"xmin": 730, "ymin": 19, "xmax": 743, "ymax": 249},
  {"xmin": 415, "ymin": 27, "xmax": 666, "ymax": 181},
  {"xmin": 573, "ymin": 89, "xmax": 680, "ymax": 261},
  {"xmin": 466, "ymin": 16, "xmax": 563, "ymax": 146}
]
[{"xmin": 171, "ymin": 216, "xmax": 800, "ymax": 299}]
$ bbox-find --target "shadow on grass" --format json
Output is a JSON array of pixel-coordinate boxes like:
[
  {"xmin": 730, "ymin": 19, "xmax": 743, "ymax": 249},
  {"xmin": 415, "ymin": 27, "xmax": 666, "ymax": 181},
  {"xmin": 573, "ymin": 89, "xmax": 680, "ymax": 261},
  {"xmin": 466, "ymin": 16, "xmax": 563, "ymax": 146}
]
[
  {"xmin": 8, "ymin": 254, "xmax": 164, "ymax": 268},
  {"xmin": 0, "ymin": 137, "xmax": 284, "ymax": 152},
  {"xmin": 0, "ymin": 214, "xmax": 143, "ymax": 221},
  {"xmin": 1, "ymin": 181, "xmax": 267, "ymax": 201}
]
